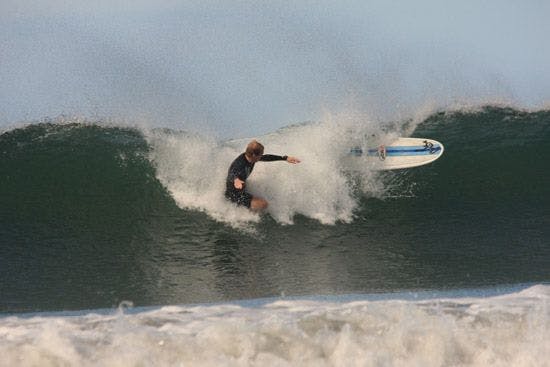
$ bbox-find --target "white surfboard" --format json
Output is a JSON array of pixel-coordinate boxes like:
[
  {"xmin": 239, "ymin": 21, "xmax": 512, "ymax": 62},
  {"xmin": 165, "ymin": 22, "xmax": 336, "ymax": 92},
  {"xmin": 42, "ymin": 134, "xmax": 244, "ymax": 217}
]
[{"xmin": 347, "ymin": 137, "xmax": 444, "ymax": 170}]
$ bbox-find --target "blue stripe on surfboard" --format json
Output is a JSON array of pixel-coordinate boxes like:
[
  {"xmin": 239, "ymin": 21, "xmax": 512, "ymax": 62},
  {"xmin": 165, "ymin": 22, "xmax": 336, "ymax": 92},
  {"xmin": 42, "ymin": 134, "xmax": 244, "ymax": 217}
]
[
  {"xmin": 374, "ymin": 145, "xmax": 440, "ymax": 151},
  {"xmin": 369, "ymin": 149, "xmax": 440, "ymax": 157},
  {"xmin": 366, "ymin": 146, "xmax": 442, "ymax": 156},
  {"xmin": 366, "ymin": 145, "xmax": 442, "ymax": 153}
]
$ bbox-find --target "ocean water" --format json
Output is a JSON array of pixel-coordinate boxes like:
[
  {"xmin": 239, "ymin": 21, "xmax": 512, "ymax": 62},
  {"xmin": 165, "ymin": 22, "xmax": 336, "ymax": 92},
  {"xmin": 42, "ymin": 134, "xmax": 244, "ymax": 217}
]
[{"xmin": 1, "ymin": 106, "xmax": 549, "ymax": 365}]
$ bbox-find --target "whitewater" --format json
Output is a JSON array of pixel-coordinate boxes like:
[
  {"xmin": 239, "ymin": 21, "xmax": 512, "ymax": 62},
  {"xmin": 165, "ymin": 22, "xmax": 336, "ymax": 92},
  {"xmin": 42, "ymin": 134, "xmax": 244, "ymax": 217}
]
[
  {"xmin": 1, "ymin": 285, "xmax": 548, "ymax": 367},
  {"xmin": 146, "ymin": 111, "xmax": 396, "ymax": 226}
]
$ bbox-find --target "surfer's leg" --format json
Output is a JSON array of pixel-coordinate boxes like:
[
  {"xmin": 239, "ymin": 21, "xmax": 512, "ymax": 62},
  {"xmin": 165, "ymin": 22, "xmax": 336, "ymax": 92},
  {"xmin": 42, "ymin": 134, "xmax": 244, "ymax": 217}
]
[
  {"xmin": 250, "ymin": 196, "xmax": 268, "ymax": 211},
  {"xmin": 225, "ymin": 189, "xmax": 267, "ymax": 210}
]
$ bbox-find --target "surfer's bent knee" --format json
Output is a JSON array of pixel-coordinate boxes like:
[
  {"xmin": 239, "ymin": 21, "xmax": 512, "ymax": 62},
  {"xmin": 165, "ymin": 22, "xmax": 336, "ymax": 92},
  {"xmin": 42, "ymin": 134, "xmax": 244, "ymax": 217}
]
[{"xmin": 251, "ymin": 197, "xmax": 268, "ymax": 211}]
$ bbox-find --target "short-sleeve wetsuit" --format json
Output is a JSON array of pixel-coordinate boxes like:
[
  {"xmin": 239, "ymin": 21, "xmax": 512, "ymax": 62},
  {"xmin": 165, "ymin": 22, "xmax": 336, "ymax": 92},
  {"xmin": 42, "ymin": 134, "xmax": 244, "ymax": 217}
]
[{"xmin": 225, "ymin": 153, "xmax": 287, "ymax": 207}]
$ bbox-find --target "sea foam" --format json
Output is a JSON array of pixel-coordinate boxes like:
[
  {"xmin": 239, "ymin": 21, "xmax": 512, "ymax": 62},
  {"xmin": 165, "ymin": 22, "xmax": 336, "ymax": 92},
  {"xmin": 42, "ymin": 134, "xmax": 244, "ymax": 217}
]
[
  {"xmin": 146, "ymin": 113, "xmax": 395, "ymax": 226},
  {"xmin": 1, "ymin": 285, "xmax": 548, "ymax": 366}
]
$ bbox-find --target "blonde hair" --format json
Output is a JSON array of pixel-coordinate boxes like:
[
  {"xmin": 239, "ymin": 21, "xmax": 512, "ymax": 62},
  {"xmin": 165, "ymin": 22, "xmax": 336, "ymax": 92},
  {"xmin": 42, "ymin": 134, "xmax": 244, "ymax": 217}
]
[{"xmin": 245, "ymin": 140, "xmax": 264, "ymax": 158}]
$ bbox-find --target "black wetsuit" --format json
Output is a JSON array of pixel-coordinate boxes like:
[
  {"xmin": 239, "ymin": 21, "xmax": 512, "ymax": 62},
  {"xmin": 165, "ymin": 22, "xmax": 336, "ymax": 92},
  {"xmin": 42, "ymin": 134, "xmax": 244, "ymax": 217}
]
[{"xmin": 225, "ymin": 153, "xmax": 287, "ymax": 207}]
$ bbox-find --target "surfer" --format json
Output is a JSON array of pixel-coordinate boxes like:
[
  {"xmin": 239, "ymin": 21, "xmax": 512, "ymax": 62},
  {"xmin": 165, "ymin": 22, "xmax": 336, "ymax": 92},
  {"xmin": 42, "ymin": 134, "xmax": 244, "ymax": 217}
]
[{"xmin": 225, "ymin": 140, "xmax": 300, "ymax": 210}]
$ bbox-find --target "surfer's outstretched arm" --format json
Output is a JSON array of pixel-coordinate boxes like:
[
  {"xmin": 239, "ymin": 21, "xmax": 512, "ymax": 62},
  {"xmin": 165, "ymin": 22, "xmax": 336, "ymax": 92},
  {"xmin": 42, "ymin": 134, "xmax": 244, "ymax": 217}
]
[{"xmin": 260, "ymin": 155, "xmax": 301, "ymax": 164}]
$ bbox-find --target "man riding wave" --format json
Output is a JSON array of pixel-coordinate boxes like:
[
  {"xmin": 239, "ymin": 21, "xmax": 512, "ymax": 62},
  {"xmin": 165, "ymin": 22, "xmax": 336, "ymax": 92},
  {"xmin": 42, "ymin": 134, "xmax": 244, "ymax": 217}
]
[{"xmin": 225, "ymin": 140, "xmax": 300, "ymax": 210}]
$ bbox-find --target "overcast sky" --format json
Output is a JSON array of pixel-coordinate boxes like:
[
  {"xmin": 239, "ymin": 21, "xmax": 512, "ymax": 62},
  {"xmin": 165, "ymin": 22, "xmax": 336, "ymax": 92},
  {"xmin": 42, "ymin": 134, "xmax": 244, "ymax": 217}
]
[{"xmin": 2, "ymin": 1, "xmax": 549, "ymax": 136}]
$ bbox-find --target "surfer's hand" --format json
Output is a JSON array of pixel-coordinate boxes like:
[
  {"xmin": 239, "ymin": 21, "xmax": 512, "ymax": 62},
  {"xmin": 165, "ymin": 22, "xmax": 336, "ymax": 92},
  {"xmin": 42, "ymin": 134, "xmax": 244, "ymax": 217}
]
[
  {"xmin": 286, "ymin": 156, "xmax": 301, "ymax": 164},
  {"xmin": 234, "ymin": 178, "xmax": 245, "ymax": 190}
]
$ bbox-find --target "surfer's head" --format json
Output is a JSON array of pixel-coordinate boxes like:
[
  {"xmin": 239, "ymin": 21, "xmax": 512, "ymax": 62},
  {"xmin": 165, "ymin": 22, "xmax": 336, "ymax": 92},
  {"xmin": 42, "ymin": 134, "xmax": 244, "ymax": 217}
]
[{"xmin": 245, "ymin": 140, "xmax": 264, "ymax": 162}]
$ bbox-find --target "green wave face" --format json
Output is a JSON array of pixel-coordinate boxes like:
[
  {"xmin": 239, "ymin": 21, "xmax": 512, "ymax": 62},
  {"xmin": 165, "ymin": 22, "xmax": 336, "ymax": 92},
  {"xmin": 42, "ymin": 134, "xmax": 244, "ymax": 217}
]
[
  {"xmin": 0, "ymin": 123, "xmax": 176, "ymax": 227},
  {"xmin": 410, "ymin": 107, "xmax": 550, "ymax": 206}
]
